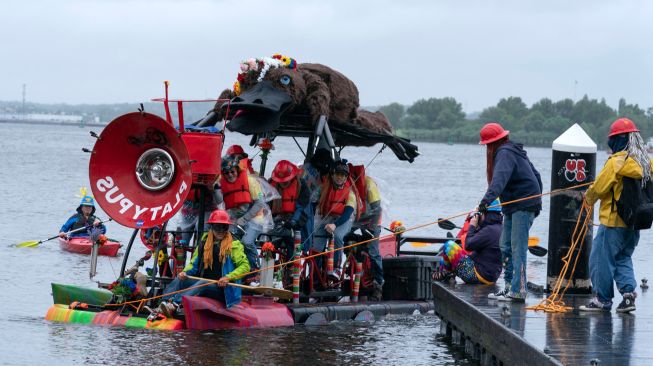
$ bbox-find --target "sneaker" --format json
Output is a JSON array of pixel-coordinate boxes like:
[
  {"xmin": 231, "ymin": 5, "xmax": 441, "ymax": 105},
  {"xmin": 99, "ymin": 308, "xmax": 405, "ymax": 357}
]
[
  {"xmin": 370, "ymin": 280, "xmax": 384, "ymax": 301},
  {"xmin": 488, "ymin": 289, "xmax": 509, "ymax": 300},
  {"xmin": 156, "ymin": 301, "xmax": 179, "ymax": 318},
  {"xmin": 504, "ymin": 293, "xmax": 525, "ymax": 303},
  {"xmin": 579, "ymin": 297, "xmax": 612, "ymax": 312},
  {"xmin": 488, "ymin": 290, "xmax": 525, "ymax": 302},
  {"xmin": 616, "ymin": 292, "xmax": 636, "ymax": 313}
]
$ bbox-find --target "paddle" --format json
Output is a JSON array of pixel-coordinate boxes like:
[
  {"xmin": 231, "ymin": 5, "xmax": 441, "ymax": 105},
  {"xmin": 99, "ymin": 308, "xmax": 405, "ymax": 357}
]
[
  {"xmin": 187, "ymin": 275, "xmax": 293, "ymax": 300},
  {"xmin": 16, "ymin": 218, "xmax": 113, "ymax": 248},
  {"xmin": 437, "ymin": 218, "xmax": 547, "ymax": 257}
]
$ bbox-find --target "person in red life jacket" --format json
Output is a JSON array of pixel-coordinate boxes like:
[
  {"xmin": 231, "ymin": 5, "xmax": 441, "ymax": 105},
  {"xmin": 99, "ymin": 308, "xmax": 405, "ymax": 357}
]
[
  {"xmin": 349, "ymin": 164, "xmax": 385, "ymax": 300},
  {"xmin": 312, "ymin": 160, "xmax": 358, "ymax": 279},
  {"xmin": 151, "ymin": 209, "xmax": 250, "ymax": 318},
  {"xmin": 300, "ymin": 148, "xmax": 334, "ymax": 252},
  {"xmin": 216, "ymin": 156, "xmax": 267, "ymax": 283},
  {"xmin": 59, "ymin": 193, "xmax": 106, "ymax": 238},
  {"xmin": 432, "ymin": 200, "xmax": 503, "ymax": 285},
  {"xmin": 225, "ymin": 144, "xmax": 255, "ymax": 174},
  {"xmin": 269, "ymin": 160, "xmax": 311, "ymax": 256},
  {"xmin": 478, "ymin": 123, "xmax": 542, "ymax": 303}
]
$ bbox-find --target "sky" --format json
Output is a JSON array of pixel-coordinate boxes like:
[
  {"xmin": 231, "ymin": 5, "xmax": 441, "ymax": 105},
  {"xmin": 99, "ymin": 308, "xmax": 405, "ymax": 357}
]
[{"xmin": 2, "ymin": 0, "xmax": 653, "ymax": 113}]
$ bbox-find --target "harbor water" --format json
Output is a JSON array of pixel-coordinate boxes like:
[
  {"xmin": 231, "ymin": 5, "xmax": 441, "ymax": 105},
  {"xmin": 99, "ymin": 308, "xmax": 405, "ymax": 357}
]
[{"xmin": 2, "ymin": 122, "xmax": 646, "ymax": 365}]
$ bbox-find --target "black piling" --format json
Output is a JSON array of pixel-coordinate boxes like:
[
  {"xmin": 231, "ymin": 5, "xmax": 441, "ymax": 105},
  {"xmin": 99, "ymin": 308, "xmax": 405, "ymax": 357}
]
[{"xmin": 547, "ymin": 124, "xmax": 596, "ymax": 293}]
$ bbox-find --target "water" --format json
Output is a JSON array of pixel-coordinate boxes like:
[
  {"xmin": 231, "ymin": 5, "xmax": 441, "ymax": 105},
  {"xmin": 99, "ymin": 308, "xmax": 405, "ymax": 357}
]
[{"xmin": 0, "ymin": 122, "xmax": 610, "ymax": 365}]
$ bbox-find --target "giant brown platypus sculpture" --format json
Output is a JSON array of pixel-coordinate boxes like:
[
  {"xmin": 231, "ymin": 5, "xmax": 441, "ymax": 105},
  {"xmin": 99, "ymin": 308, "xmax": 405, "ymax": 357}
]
[{"xmin": 214, "ymin": 54, "xmax": 393, "ymax": 138}]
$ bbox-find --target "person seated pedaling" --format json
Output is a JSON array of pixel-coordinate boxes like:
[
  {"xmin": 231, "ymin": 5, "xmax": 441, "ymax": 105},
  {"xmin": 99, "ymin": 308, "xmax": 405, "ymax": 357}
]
[
  {"xmin": 312, "ymin": 160, "xmax": 361, "ymax": 280},
  {"xmin": 433, "ymin": 199, "xmax": 503, "ymax": 285},
  {"xmin": 216, "ymin": 156, "xmax": 268, "ymax": 283},
  {"xmin": 151, "ymin": 209, "xmax": 250, "ymax": 319},
  {"xmin": 269, "ymin": 160, "xmax": 311, "ymax": 257},
  {"xmin": 349, "ymin": 163, "xmax": 385, "ymax": 300},
  {"xmin": 59, "ymin": 193, "xmax": 106, "ymax": 238}
]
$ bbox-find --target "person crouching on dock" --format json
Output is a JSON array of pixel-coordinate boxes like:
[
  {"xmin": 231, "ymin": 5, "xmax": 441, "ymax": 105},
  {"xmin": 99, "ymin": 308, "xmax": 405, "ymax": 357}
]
[
  {"xmin": 433, "ymin": 200, "xmax": 503, "ymax": 285},
  {"xmin": 579, "ymin": 118, "xmax": 652, "ymax": 313},
  {"xmin": 151, "ymin": 209, "xmax": 250, "ymax": 318},
  {"xmin": 478, "ymin": 123, "xmax": 543, "ymax": 303}
]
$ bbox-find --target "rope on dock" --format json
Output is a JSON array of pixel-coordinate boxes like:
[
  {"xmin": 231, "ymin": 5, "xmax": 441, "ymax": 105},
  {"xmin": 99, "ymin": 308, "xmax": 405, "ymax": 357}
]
[
  {"xmin": 526, "ymin": 201, "xmax": 593, "ymax": 313},
  {"xmin": 103, "ymin": 181, "xmax": 594, "ymax": 309}
]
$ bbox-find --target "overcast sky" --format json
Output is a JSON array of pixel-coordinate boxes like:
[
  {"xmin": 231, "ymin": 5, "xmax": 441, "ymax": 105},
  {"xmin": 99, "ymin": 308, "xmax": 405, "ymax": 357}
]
[{"xmin": 2, "ymin": 0, "xmax": 653, "ymax": 113}]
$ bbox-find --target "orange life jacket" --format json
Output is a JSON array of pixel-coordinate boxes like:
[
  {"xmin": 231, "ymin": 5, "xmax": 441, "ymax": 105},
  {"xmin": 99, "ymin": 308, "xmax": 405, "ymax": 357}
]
[
  {"xmin": 220, "ymin": 172, "xmax": 252, "ymax": 209},
  {"xmin": 272, "ymin": 178, "xmax": 299, "ymax": 215},
  {"xmin": 319, "ymin": 181, "xmax": 352, "ymax": 216}
]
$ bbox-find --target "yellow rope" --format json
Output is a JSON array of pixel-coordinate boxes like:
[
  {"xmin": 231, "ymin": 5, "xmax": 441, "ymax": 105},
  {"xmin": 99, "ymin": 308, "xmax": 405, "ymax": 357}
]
[
  {"xmin": 103, "ymin": 181, "xmax": 593, "ymax": 308},
  {"xmin": 526, "ymin": 201, "xmax": 593, "ymax": 313}
]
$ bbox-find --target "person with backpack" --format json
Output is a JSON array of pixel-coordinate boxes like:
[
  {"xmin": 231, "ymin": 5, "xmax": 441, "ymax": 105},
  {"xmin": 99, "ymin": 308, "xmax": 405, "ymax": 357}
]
[{"xmin": 579, "ymin": 118, "xmax": 653, "ymax": 313}]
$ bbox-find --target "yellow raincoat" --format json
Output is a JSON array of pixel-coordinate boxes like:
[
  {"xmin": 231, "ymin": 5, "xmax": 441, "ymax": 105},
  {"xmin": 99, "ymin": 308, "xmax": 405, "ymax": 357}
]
[{"xmin": 585, "ymin": 151, "xmax": 652, "ymax": 227}]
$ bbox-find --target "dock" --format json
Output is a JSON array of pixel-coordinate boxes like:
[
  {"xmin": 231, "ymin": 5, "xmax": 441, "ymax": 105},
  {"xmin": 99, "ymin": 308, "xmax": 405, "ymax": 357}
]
[{"xmin": 432, "ymin": 280, "xmax": 648, "ymax": 365}]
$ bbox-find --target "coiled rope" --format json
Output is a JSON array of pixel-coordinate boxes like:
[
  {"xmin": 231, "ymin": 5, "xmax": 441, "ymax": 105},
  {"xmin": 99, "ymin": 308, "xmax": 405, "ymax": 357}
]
[
  {"xmin": 103, "ymin": 181, "xmax": 593, "ymax": 309},
  {"xmin": 526, "ymin": 200, "xmax": 593, "ymax": 313}
]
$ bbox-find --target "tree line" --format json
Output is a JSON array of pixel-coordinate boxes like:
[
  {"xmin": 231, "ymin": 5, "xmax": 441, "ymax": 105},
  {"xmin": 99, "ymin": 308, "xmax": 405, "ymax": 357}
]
[{"xmin": 379, "ymin": 96, "xmax": 653, "ymax": 147}]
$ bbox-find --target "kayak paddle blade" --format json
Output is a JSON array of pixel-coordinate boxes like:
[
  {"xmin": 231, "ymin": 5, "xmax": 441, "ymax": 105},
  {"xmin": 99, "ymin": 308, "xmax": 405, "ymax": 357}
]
[
  {"xmin": 437, "ymin": 219, "xmax": 458, "ymax": 231},
  {"xmin": 16, "ymin": 241, "xmax": 40, "ymax": 248},
  {"xmin": 528, "ymin": 245, "xmax": 548, "ymax": 257}
]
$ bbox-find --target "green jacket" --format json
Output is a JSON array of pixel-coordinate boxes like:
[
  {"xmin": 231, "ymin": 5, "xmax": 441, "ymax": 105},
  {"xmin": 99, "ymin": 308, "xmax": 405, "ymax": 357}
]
[{"xmin": 183, "ymin": 234, "xmax": 250, "ymax": 281}]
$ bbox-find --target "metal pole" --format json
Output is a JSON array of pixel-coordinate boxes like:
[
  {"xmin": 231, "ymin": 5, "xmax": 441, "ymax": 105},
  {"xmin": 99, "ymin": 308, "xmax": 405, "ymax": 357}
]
[{"xmin": 120, "ymin": 229, "xmax": 140, "ymax": 277}]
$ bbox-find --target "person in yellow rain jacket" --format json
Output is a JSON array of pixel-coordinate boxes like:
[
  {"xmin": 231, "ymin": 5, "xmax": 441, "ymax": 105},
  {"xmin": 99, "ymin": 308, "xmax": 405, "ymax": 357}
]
[{"xmin": 580, "ymin": 118, "xmax": 653, "ymax": 314}]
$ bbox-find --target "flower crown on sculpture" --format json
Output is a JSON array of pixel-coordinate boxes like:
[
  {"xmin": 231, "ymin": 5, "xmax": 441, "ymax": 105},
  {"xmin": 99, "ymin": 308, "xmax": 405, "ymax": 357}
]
[{"xmin": 233, "ymin": 54, "xmax": 298, "ymax": 96}]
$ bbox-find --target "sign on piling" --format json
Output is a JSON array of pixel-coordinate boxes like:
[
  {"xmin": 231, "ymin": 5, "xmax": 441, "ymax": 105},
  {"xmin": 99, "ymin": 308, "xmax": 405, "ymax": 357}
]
[{"xmin": 547, "ymin": 124, "xmax": 596, "ymax": 294}]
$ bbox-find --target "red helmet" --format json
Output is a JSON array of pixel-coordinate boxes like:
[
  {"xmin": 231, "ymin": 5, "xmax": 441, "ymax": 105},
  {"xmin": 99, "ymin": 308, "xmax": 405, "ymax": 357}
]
[
  {"xmin": 608, "ymin": 118, "xmax": 639, "ymax": 137},
  {"xmin": 271, "ymin": 160, "xmax": 299, "ymax": 183},
  {"xmin": 207, "ymin": 209, "xmax": 231, "ymax": 225},
  {"xmin": 479, "ymin": 122, "xmax": 510, "ymax": 145},
  {"xmin": 226, "ymin": 144, "xmax": 248, "ymax": 158}
]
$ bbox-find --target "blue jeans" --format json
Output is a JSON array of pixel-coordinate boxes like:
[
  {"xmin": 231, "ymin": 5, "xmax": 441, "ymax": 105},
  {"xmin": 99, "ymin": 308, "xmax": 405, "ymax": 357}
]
[
  {"xmin": 356, "ymin": 224, "xmax": 384, "ymax": 285},
  {"xmin": 238, "ymin": 222, "xmax": 261, "ymax": 272},
  {"xmin": 589, "ymin": 225, "xmax": 639, "ymax": 305},
  {"xmin": 312, "ymin": 215, "xmax": 354, "ymax": 270},
  {"xmin": 501, "ymin": 210, "xmax": 535, "ymax": 297},
  {"xmin": 162, "ymin": 278, "xmax": 225, "ymax": 304},
  {"xmin": 301, "ymin": 202, "xmax": 316, "ymax": 254}
]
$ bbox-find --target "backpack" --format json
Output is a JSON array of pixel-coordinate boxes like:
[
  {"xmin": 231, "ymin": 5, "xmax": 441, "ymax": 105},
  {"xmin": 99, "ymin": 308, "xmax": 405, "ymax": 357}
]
[{"xmin": 614, "ymin": 177, "xmax": 653, "ymax": 230}]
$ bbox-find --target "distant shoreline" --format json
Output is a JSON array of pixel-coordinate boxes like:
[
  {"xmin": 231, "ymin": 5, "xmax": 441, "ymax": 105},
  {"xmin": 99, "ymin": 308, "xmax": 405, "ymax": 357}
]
[{"xmin": 0, "ymin": 119, "xmax": 108, "ymax": 128}]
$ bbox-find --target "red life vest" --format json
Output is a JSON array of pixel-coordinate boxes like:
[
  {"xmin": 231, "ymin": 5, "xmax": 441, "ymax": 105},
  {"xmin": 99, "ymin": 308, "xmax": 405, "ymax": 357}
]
[
  {"xmin": 320, "ymin": 181, "xmax": 352, "ymax": 216},
  {"xmin": 348, "ymin": 164, "xmax": 367, "ymax": 215},
  {"xmin": 220, "ymin": 172, "xmax": 252, "ymax": 209},
  {"xmin": 272, "ymin": 178, "xmax": 299, "ymax": 215}
]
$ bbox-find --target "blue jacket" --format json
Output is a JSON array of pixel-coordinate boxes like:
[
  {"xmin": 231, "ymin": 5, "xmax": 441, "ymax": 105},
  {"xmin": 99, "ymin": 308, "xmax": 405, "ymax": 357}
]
[
  {"xmin": 60, "ymin": 207, "xmax": 107, "ymax": 238},
  {"xmin": 481, "ymin": 141, "xmax": 542, "ymax": 215},
  {"xmin": 465, "ymin": 212, "xmax": 502, "ymax": 283}
]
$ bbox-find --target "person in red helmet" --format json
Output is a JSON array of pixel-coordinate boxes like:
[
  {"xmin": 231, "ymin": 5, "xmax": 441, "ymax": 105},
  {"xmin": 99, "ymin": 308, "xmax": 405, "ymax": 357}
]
[
  {"xmin": 579, "ymin": 118, "xmax": 653, "ymax": 313},
  {"xmin": 226, "ymin": 144, "xmax": 255, "ymax": 174},
  {"xmin": 478, "ymin": 122, "xmax": 542, "ymax": 303},
  {"xmin": 269, "ymin": 160, "xmax": 311, "ymax": 257},
  {"xmin": 152, "ymin": 209, "xmax": 250, "ymax": 318}
]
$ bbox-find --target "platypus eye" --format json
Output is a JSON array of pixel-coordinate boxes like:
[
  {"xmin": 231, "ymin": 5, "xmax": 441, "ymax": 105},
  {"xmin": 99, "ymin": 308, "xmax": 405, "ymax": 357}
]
[{"xmin": 279, "ymin": 75, "xmax": 291, "ymax": 86}]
